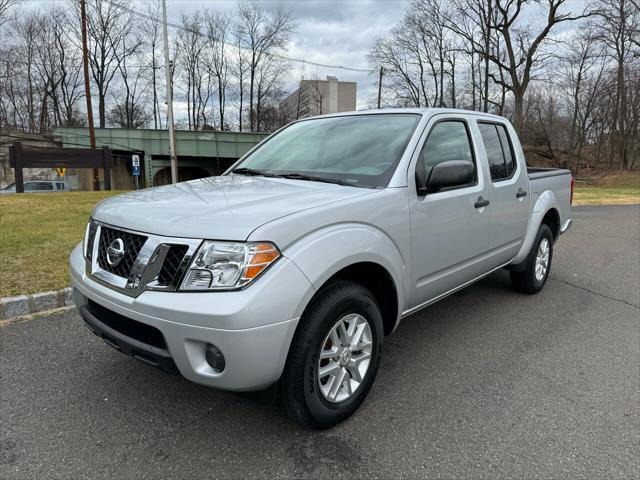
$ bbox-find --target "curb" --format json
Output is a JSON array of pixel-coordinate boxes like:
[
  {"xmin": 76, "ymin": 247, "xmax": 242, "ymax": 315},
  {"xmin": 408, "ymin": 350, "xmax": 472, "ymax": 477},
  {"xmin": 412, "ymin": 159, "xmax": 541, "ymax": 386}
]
[{"xmin": 0, "ymin": 287, "xmax": 74, "ymax": 321}]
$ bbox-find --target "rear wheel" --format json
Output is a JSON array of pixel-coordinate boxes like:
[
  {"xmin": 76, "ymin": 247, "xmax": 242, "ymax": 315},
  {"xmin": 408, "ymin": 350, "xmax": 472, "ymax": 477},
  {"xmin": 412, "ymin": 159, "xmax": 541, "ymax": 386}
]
[
  {"xmin": 510, "ymin": 223, "xmax": 554, "ymax": 294},
  {"xmin": 281, "ymin": 281, "xmax": 383, "ymax": 429}
]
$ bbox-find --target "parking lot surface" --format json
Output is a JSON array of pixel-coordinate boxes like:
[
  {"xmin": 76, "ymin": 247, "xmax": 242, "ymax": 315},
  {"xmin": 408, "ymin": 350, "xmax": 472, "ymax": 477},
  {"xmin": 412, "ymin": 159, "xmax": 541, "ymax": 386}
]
[{"xmin": 1, "ymin": 205, "xmax": 638, "ymax": 479}]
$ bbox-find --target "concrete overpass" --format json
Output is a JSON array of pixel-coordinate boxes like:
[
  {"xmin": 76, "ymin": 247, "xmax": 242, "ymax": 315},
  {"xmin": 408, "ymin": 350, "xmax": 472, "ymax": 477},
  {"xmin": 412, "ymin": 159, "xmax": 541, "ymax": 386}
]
[{"xmin": 53, "ymin": 128, "xmax": 269, "ymax": 188}]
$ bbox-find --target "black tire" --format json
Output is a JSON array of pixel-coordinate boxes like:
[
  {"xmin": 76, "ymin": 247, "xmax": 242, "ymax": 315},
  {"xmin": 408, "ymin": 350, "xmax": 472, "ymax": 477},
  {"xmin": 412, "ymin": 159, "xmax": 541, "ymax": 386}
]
[
  {"xmin": 281, "ymin": 280, "xmax": 384, "ymax": 429},
  {"xmin": 510, "ymin": 223, "xmax": 554, "ymax": 294}
]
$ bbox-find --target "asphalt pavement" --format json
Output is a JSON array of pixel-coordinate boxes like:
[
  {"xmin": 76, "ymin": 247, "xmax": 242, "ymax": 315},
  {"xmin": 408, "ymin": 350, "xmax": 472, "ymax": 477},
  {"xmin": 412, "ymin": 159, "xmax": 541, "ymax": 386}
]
[{"xmin": 1, "ymin": 205, "xmax": 638, "ymax": 479}]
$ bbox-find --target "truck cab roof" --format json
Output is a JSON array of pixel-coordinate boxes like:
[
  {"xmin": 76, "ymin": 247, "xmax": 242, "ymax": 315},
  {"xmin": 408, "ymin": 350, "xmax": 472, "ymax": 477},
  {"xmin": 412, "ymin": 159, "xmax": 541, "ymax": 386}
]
[{"xmin": 306, "ymin": 107, "xmax": 512, "ymax": 123}]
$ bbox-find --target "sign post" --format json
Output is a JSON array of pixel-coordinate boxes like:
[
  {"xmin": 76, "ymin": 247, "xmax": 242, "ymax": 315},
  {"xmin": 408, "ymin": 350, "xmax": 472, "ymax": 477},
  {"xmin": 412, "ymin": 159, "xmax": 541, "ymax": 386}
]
[{"xmin": 132, "ymin": 154, "xmax": 140, "ymax": 190}]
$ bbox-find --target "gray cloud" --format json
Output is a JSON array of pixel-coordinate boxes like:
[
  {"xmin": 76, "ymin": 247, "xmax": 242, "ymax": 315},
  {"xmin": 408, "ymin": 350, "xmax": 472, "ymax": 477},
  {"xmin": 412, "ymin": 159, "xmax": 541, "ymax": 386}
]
[
  {"xmin": 22, "ymin": 0, "xmax": 407, "ymax": 111},
  {"xmin": 167, "ymin": 0, "xmax": 408, "ymax": 108}
]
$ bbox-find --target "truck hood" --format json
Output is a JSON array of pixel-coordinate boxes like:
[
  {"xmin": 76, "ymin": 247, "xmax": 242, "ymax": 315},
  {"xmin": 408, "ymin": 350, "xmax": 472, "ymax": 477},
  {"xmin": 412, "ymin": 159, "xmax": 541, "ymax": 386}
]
[{"xmin": 92, "ymin": 175, "xmax": 376, "ymax": 240}]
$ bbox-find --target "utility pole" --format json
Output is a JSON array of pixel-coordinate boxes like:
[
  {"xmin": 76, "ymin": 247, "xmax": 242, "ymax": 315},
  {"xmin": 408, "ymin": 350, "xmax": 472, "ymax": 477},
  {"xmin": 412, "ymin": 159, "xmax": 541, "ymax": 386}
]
[
  {"xmin": 162, "ymin": 0, "xmax": 178, "ymax": 184},
  {"xmin": 80, "ymin": 0, "xmax": 99, "ymax": 191},
  {"xmin": 377, "ymin": 66, "xmax": 384, "ymax": 109}
]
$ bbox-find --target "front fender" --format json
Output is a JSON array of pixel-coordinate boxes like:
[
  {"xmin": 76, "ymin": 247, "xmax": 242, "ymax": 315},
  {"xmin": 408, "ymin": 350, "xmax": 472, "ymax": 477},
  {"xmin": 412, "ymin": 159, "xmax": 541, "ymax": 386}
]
[
  {"xmin": 511, "ymin": 190, "xmax": 559, "ymax": 265},
  {"xmin": 283, "ymin": 223, "xmax": 408, "ymax": 322}
]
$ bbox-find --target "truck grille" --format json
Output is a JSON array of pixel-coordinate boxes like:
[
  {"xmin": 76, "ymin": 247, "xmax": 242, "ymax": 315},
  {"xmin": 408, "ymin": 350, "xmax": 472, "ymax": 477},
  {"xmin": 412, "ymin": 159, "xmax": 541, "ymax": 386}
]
[
  {"xmin": 97, "ymin": 226, "xmax": 147, "ymax": 278},
  {"xmin": 157, "ymin": 245, "xmax": 189, "ymax": 286},
  {"xmin": 85, "ymin": 221, "xmax": 199, "ymax": 296}
]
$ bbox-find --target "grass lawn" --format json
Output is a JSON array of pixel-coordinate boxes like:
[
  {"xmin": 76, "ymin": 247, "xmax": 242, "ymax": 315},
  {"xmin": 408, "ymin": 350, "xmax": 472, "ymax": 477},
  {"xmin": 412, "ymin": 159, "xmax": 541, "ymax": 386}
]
[
  {"xmin": 573, "ymin": 186, "xmax": 640, "ymax": 205},
  {"xmin": 573, "ymin": 172, "xmax": 639, "ymax": 205},
  {"xmin": 0, "ymin": 191, "xmax": 124, "ymax": 297}
]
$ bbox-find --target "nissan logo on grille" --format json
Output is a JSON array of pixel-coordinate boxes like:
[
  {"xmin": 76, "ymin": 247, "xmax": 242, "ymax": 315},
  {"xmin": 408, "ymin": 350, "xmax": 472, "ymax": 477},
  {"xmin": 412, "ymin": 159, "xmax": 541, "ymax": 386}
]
[{"xmin": 106, "ymin": 238, "xmax": 125, "ymax": 267}]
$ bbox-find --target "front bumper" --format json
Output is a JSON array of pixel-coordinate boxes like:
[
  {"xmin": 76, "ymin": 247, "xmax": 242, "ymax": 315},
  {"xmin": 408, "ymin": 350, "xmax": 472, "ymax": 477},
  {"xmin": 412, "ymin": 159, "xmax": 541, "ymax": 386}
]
[
  {"xmin": 69, "ymin": 244, "xmax": 315, "ymax": 391},
  {"xmin": 80, "ymin": 300, "xmax": 180, "ymax": 375}
]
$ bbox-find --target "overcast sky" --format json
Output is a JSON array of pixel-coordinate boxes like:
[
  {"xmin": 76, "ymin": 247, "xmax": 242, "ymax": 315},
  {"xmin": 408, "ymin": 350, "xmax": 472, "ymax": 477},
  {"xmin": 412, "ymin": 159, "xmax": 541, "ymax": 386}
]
[
  {"xmin": 166, "ymin": 0, "xmax": 409, "ymax": 108},
  {"xmin": 23, "ymin": 0, "xmax": 409, "ymax": 111},
  {"xmin": 20, "ymin": 0, "xmax": 587, "ymax": 122}
]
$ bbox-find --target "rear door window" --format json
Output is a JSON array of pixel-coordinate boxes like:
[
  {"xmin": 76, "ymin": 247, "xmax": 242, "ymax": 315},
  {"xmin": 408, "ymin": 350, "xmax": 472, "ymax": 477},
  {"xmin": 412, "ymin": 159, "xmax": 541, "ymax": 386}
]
[
  {"xmin": 478, "ymin": 122, "xmax": 515, "ymax": 181},
  {"xmin": 496, "ymin": 125, "xmax": 515, "ymax": 177}
]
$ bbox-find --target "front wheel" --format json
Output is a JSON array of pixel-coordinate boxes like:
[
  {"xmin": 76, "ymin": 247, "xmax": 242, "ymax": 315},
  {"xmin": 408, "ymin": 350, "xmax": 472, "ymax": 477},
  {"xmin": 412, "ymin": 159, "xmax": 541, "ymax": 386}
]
[
  {"xmin": 281, "ymin": 281, "xmax": 383, "ymax": 429},
  {"xmin": 510, "ymin": 223, "xmax": 554, "ymax": 294}
]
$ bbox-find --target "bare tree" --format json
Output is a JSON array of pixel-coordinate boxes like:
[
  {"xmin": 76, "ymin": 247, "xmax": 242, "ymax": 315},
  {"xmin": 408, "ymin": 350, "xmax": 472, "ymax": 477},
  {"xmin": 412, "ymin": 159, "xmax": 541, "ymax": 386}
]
[
  {"xmin": 236, "ymin": 1, "xmax": 294, "ymax": 132},
  {"xmin": 449, "ymin": 0, "xmax": 499, "ymax": 112},
  {"xmin": 0, "ymin": 0, "xmax": 18, "ymax": 28},
  {"xmin": 175, "ymin": 12, "xmax": 208, "ymax": 130},
  {"xmin": 34, "ymin": 11, "xmax": 67, "ymax": 130},
  {"xmin": 107, "ymin": 102, "xmax": 149, "ymax": 128},
  {"xmin": 369, "ymin": 34, "xmax": 427, "ymax": 107},
  {"xmin": 369, "ymin": 0, "xmax": 460, "ymax": 109},
  {"xmin": 54, "ymin": 13, "xmax": 85, "ymax": 127},
  {"xmin": 14, "ymin": 15, "xmax": 42, "ymax": 132},
  {"xmin": 415, "ymin": 0, "xmax": 449, "ymax": 106},
  {"xmin": 29, "ymin": 8, "xmax": 89, "ymax": 131},
  {"xmin": 232, "ymin": 22, "xmax": 248, "ymax": 131},
  {"xmin": 254, "ymin": 54, "xmax": 288, "ymax": 130},
  {"xmin": 204, "ymin": 10, "xmax": 232, "ymax": 130},
  {"xmin": 142, "ymin": 0, "xmax": 163, "ymax": 129},
  {"xmin": 0, "ymin": 7, "xmax": 84, "ymax": 132},
  {"xmin": 562, "ymin": 33, "xmax": 607, "ymax": 172},
  {"xmin": 592, "ymin": 0, "xmax": 639, "ymax": 169},
  {"xmin": 529, "ymin": 85, "xmax": 567, "ymax": 166},
  {"xmin": 110, "ymin": 34, "xmax": 148, "ymax": 129},
  {"xmin": 73, "ymin": 0, "xmax": 138, "ymax": 128},
  {"xmin": 626, "ymin": 68, "xmax": 640, "ymax": 169},
  {"xmin": 482, "ymin": 0, "xmax": 594, "ymax": 133}
]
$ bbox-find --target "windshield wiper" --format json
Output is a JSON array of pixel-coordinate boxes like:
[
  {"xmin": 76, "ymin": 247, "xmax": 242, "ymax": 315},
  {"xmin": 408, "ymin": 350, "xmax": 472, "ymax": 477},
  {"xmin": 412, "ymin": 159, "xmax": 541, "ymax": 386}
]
[
  {"xmin": 276, "ymin": 172, "xmax": 363, "ymax": 187},
  {"xmin": 231, "ymin": 167, "xmax": 279, "ymax": 177},
  {"xmin": 233, "ymin": 168, "xmax": 368, "ymax": 188}
]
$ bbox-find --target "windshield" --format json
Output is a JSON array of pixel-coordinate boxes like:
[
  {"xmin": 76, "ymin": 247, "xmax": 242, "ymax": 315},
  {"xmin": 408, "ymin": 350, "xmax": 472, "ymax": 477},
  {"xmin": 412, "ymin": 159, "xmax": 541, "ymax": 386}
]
[{"xmin": 232, "ymin": 113, "xmax": 420, "ymax": 188}]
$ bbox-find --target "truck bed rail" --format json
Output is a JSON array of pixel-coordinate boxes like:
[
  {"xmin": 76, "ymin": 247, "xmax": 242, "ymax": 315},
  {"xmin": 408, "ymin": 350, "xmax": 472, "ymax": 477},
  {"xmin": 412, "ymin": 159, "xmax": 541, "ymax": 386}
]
[{"xmin": 527, "ymin": 167, "xmax": 571, "ymax": 180}]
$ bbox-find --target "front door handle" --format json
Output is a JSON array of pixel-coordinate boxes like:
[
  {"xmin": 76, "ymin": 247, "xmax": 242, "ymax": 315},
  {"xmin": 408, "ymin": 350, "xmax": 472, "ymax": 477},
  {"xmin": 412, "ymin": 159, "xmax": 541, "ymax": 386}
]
[
  {"xmin": 516, "ymin": 188, "xmax": 528, "ymax": 198},
  {"xmin": 474, "ymin": 196, "xmax": 490, "ymax": 209}
]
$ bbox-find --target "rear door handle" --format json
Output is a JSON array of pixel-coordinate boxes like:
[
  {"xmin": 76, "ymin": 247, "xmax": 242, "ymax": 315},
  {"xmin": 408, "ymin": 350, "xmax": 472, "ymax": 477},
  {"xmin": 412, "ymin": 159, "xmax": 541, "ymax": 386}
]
[
  {"xmin": 474, "ymin": 196, "xmax": 490, "ymax": 209},
  {"xmin": 516, "ymin": 188, "xmax": 528, "ymax": 198}
]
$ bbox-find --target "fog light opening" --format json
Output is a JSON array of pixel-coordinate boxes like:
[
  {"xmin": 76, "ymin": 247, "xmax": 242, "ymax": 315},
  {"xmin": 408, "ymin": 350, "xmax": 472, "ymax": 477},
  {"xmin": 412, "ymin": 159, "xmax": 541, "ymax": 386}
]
[{"xmin": 205, "ymin": 344, "xmax": 226, "ymax": 373}]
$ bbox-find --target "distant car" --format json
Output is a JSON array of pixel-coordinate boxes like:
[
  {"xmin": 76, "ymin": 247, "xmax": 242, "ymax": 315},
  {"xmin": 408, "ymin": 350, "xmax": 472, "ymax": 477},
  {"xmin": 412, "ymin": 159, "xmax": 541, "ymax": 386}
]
[{"xmin": 0, "ymin": 180, "xmax": 70, "ymax": 194}]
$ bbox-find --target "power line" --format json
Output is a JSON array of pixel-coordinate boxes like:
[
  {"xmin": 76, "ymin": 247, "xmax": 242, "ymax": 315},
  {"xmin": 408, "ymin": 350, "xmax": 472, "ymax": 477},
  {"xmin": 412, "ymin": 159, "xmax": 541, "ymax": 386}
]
[{"xmin": 102, "ymin": 0, "xmax": 373, "ymax": 73}]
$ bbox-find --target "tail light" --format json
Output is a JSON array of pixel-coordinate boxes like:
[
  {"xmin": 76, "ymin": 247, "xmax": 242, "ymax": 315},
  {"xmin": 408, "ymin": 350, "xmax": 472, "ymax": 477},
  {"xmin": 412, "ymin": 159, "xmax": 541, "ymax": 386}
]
[{"xmin": 570, "ymin": 176, "xmax": 574, "ymax": 206}]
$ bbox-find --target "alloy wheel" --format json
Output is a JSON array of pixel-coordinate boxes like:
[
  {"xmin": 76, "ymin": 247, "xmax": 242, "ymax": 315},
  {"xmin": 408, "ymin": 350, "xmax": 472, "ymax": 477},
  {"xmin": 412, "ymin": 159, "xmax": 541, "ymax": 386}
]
[{"xmin": 317, "ymin": 313, "xmax": 373, "ymax": 403}]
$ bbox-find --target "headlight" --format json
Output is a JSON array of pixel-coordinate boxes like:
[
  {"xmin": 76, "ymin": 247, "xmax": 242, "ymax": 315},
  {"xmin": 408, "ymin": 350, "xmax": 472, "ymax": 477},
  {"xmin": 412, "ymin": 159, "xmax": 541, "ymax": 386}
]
[{"xmin": 180, "ymin": 241, "xmax": 280, "ymax": 290}]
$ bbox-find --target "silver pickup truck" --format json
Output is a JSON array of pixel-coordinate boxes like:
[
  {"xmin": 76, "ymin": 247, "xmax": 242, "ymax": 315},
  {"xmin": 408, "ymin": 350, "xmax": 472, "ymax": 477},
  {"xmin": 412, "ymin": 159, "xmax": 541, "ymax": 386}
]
[{"xmin": 70, "ymin": 108, "xmax": 572, "ymax": 429}]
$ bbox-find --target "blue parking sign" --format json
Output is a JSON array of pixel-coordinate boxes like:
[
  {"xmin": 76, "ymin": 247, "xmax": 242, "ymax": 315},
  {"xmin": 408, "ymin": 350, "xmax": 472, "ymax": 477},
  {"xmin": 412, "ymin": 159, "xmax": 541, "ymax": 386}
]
[{"xmin": 132, "ymin": 155, "xmax": 140, "ymax": 176}]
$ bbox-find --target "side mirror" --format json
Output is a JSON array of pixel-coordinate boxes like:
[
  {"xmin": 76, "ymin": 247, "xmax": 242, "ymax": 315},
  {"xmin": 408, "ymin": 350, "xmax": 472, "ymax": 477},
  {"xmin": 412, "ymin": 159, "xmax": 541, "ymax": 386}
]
[{"xmin": 417, "ymin": 160, "xmax": 475, "ymax": 195}]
